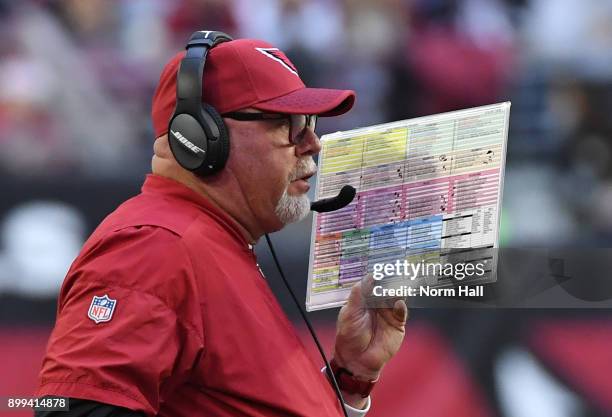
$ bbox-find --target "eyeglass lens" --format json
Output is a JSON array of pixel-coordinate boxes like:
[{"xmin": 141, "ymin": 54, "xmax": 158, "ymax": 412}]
[{"xmin": 290, "ymin": 115, "xmax": 317, "ymax": 144}]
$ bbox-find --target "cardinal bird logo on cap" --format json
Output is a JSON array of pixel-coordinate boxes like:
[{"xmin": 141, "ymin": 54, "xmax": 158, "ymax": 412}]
[{"xmin": 255, "ymin": 47, "xmax": 299, "ymax": 76}]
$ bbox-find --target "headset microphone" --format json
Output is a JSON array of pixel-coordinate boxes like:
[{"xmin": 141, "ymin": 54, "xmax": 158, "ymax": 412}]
[{"xmin": 310, "ymin": 185, "xmax": 356, "ymax": 213}]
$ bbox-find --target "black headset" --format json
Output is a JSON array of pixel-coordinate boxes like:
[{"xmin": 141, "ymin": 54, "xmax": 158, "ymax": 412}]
[{"xmin": 168, "ymin": 30, "xmax": 233, "ymax": 177}]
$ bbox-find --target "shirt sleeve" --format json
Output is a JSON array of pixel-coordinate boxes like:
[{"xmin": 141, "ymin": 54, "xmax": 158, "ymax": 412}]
[
  {"xmin": 37, "ymin": 226, "xmax": 203, "ymax": 417},
  {"xmin": 344, "ymin": 396, "xmax": 371, "ymax": 417}
]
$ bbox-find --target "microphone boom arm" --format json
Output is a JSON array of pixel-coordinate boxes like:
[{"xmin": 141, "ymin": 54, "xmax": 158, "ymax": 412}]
[{"xmin": 310, "ymin": 185, "xmax": 356, "ymax": 213}]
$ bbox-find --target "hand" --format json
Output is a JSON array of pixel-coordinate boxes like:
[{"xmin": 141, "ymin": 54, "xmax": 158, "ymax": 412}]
[{"xmin": 333, "ymin": 281, "xmax": 408, "ymax": 381}]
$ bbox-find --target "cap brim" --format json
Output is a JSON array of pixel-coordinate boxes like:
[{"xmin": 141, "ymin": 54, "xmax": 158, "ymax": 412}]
[{"xmin": 252, "ymin": 87, "xmax": 355, "ymax": 117}]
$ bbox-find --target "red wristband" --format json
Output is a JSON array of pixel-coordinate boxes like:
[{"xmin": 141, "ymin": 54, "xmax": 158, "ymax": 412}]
[{"xmin": 329, "ymin": 358, "xmax": 378, "ymax": 398}]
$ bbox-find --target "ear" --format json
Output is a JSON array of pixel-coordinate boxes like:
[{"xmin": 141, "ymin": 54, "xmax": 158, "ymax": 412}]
[
  {"xmin": 153, "ymin": 135, "xmax": 173, "ymax": 159},
  {"xmin": 152, "ymin": 135, "xmax": 186, "ymax": 178}
]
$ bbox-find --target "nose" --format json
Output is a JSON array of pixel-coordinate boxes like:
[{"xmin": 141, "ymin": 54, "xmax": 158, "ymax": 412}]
[{"xmin": 295, "ymin": 127, "xmax": 322, "ymax": 157}]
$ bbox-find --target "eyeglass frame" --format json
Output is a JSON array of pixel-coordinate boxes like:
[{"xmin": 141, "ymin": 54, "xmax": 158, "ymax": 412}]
[{"xmin": 222, "ymin": 112, "xmax": 318, "ymax": 145}]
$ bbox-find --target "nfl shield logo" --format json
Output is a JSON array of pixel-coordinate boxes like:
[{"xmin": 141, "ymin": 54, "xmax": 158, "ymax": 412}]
[{"xmin": 88, "ymin": 295, "xmax": 117, "ymax": 324}]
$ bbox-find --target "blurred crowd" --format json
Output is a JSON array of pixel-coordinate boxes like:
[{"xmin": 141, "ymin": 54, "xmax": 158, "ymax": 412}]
[
  {"xmin": 0, "ymin": 0, "xmax": 524, "ymax": 179},
  {"xmin": 2, "ymin": 0, "xmax": 612, "ymax": 299}
]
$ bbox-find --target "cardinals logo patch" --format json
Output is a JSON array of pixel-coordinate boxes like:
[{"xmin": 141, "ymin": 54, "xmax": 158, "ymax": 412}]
[{"xmin": 87, "ymin": 294, "xmax": 117, "ymax": 324}]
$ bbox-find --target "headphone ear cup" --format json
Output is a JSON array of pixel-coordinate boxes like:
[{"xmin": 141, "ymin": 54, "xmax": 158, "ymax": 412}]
[
  {"xmin": 198, "ymin": 103, "xmax": 230, "ymax": 176},
  {"xmin": 168, "ymin": 112, "xmax": 209, "ymax": 172}
]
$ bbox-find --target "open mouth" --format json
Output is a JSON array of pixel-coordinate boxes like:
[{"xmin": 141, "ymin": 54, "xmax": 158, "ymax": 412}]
[
  {"xmin": 289, "ymin": 171, "xmax": 316, "ymax": 193},
  {"xmin": 293, "ymin": 169, "xmax": 316, "ymax": 182},
  {"xmin": 300, "ymin": 172, "xmax": 315, "ymax": 181}
]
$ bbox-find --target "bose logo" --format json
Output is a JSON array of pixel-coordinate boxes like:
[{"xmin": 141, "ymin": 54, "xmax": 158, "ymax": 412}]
[{"xmin": 171, "ymin": 130, "xmax": 205, "ymax": 155}]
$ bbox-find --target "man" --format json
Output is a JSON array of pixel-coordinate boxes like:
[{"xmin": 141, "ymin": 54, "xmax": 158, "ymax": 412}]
[{"xmin": 36, "ymin": 34, "xmax": 407, "ymax": 417}]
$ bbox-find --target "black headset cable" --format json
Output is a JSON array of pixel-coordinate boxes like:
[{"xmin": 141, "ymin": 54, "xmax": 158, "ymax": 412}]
[{"xmin": 265, "ymin": 234, "xmax": 350, "ymax": 417}]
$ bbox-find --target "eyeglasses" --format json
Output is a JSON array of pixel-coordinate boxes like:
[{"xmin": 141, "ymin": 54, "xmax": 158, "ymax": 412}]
[{"xmin": 222, "ymin": 112, "xmax": 317, "ymax": 145}]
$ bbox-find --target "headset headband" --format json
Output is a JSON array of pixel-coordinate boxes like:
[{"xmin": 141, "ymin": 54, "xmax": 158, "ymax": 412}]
[{"xmin": 175, "ymin": 31, "xmax": 233, "ymax": 115}]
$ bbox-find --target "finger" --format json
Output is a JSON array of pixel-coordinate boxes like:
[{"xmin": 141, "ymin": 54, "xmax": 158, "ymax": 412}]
[
  {"xmin": 340, "ymin": 281, "xmax": 365, "ymax": 320},
  {"xmin": 377, "ymin": 299, "xmax": 408, "ymax": 329},
  {"xmin": 346, "ymin": 281, "xmax": 364, "ymax": 307},
  {"xmin": 361, "ymin": 274, "xmax": 376, "ymax": 298},
  {"xmin": 362, "ymin": 274, "xmax": 396, "ymax": 309},
  {"xmin": 392, "ymin": 299, "xmax": 408, "ymax": 324}
]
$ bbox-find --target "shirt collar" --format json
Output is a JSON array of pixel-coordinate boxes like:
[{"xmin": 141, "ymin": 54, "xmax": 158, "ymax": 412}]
[{"xmin": 141, "ymin": 174, "xmax": 253, "ymax": 249}]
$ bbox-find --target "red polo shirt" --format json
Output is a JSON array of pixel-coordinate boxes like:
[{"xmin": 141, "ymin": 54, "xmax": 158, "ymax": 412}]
[{"xmin": 37, "ymin": 174, "xmax": 343, "ymax": 417}]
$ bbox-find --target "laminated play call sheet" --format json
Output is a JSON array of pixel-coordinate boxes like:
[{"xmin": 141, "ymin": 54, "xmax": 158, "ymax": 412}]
[{"xmin": 306, "ymin": 102, "xmax": 511, "ymax": 311}]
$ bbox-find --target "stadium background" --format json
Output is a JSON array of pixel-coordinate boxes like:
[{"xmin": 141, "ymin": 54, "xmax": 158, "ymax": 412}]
[{"xmin": 1, "ymin": 0, "xmax": 611, "ymax": 416}]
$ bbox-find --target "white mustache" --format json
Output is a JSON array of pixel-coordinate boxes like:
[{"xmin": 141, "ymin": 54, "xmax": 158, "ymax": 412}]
[{"xmin": 289, "ymin": 158, "xmax": 317, "ymax": 182}]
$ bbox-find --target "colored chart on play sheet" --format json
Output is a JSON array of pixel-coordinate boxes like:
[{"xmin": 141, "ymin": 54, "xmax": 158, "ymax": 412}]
[{"xmin": 306, "ymin": 102, "xmax": 511, "ymax": 311}]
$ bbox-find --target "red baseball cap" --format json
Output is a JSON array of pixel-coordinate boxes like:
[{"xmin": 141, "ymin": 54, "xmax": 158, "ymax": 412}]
[{"xmin": 152, "ymin": 39, "xmax": 356, "ymax": 137}]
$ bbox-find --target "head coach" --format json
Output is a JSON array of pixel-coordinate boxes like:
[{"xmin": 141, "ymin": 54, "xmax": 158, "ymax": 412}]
[{"xmin": 35, "ymin": 31, "xmax": 408, "ymax": 417}]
